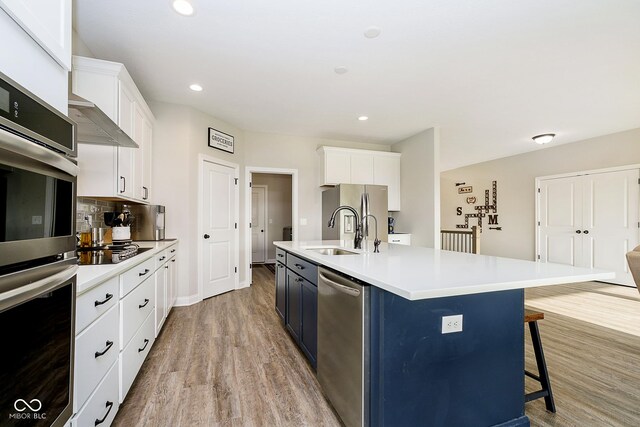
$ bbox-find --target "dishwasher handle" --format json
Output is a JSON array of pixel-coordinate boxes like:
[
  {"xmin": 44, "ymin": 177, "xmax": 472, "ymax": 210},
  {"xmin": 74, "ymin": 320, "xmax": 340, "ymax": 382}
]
[{"xmin": 319, "ymin": 272, "xmax": 361, "ymax": 297}]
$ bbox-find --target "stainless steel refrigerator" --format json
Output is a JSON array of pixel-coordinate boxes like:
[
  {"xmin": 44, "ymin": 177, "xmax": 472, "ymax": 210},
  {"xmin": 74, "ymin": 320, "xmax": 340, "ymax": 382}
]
[{"xmin": 322, "ymin": 184, "xmax": 389, "ymax": 243}]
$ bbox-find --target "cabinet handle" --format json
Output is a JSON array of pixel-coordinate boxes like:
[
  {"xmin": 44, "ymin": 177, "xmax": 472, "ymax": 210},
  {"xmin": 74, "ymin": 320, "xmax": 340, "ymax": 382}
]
[
  {"xmin": 294, "ymin": 263, "xmax": 305, "ymax": 270},
  {"xmin": 139, "ymin": 268, "xmax": 150, "ymax": 277},
  {"xmin": 203, "ymin": 234, "xmax": 210, "ymax": 239},
  {"xmin": 278, "ymin": 264, "xmax": 284, "ymax": 268},
  {"xmin": 171, "ymin": 249, "xmax": 176, "ymax": 253},
  {"xmin": 143, "ymin": 186, "xmax": 148, "ymax": 200},
  {"xmin": 159, "ymin": 256, "xmax": 166, "ymax": 261},
  {"xmin": 120, "ymin": 176, "xmax": 126, "ymax": 193},
  {"xmin": 172, "ymin": 259, "xmax": 176, "ymax": 263},
  {"xmin": 138, "ymin": 298, "xmax": 150, "ymax": 309},
  {"xmin": 583, "ymin": 230, "xmax": 589, "ymax": 234},
  {"xmin": 295, "ymin": 277, "xmax": 303, "ymax": 282},
  {"xmin": 575, "ymin": 230, "xmax": 581, "ymax": 234},
  {"xmin": 277, "ymin": 253, "xmax": 284, "ymax": 258},
  {"xmin": 138, "ymin": 338, "xmax": 150, "ymax": 353},
  {"xmin": 94, "ymin": 293, "xmax": 113, "ymax": 307},
  {"xmin": 94, "ymin": 401, "xmax": 114, "ymax": 426},
  {"xmin": 165, "ymin": 265, "xmax": 169, "ymax": 269},
  {"xmin": 94, "ymin": 340, "xmax": 114, "ymax": 358}
]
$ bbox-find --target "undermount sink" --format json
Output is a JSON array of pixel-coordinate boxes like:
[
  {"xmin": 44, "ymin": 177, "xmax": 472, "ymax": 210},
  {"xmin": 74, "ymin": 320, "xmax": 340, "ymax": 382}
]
[{"xmin": 305, "ymin": 247, "xmax": 359, "ymax": 256}]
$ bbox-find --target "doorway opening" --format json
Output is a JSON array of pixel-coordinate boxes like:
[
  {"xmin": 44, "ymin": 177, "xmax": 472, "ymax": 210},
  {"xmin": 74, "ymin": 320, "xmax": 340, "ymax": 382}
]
[{"xmin": 245, "ymin": 167, "xmax": 298, "ymax": 285}]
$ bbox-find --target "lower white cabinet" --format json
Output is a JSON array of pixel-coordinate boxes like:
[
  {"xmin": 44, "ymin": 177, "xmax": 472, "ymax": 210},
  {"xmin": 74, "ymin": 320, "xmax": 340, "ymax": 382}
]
[
  {"xmin": 72, "ymin": 361, "xmax": 119, "ymax": 427},
  {"xmin": 119, "ymin": 310, "xmax": 155, "ymax": 402},
  {"xmin": 389, "ymin": 233, "xmax": 411, "ymax": 245},
  {"xmin": 74, "ymin": 303, "xmax": 119, "ymax": 412},
  {"xmin": 73, "ymin": 241, "xmax": 179, "ymax": 425}
]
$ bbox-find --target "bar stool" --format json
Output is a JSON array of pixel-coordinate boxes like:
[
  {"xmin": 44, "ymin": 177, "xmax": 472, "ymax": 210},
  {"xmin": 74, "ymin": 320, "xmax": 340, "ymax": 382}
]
[{"xmin": 524, "ymin": 309, "xmax": 556, "ymax": 412}]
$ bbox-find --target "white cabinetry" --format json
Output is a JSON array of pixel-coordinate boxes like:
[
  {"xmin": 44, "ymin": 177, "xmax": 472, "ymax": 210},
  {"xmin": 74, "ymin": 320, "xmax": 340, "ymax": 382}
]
[
  {"xmin": 72, "ymin": 56, "xmax": 154, "ymax": 203},
  {"xmin": 0, "ymin": 0, "xmax": 72, "ymax": 69},
  {"xmin": 318, "ymin": 147, "xmax": 402, "ymax": 210}
]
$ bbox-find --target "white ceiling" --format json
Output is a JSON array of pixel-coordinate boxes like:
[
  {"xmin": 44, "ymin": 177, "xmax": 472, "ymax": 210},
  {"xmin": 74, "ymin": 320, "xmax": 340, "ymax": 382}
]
[{"xmin": 74, "ymin": 0, "xmax": 640, "ymax": 170}]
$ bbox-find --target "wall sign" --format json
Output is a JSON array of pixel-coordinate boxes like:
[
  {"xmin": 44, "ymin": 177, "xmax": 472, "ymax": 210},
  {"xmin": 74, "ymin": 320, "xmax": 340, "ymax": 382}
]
[
  {"xmin": 208, "ymin": 127, "xmax": 234, "ymax": 154},
  {"xmin": 455, "ymin": 180, "xmax": 500, "ymax": 230},
  {"xmin": 458, "ymin": 186, "xmax": 473, "ymax": 194}
]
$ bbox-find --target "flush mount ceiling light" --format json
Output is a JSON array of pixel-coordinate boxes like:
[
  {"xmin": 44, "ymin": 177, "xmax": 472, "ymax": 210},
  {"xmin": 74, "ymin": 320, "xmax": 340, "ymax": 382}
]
[
  {"xmin": 172, "ymin": 0, "xmax": 194, "ymax": 16},
  {"xmin": 532, "ymin": 133, "xmax": 556, "ymax": 144},
  {"xmin": 364, "ymin": 26, "xmax": 381, "ymax": 39},
  {"xmin": 358, "ymin": 116, "xmax": 369, "ymax": 121},
  {"xmin": 189, "ymin": 83, "xmax": 203, "ymax": 92},
  {"xmin": 334, "ymin": 66, "xmax": 348, "ymax": 75}
]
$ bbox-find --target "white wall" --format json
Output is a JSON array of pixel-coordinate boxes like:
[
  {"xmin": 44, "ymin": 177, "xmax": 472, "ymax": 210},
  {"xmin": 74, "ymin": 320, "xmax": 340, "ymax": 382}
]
[
  {"xmin": 0, "ymin": 9, "xmax": 68, "ymax": 113},
  {"xmin": 252, "ymin": 173, "xmax": 292, "ymax": 261},
  {"xmin": 441, "ymin": 127, "xmax": 640, "ymax": 261},
  {"xmin": 150, "ymin": 101, "xmax": 245, "ymax": 303},
  {"xmin": 391, "ymin": 128, "xmax": 440, "ymax": 247},
  {"xmin": 244, "ymin": 131, "xmax": 391, "ymax": 242}
]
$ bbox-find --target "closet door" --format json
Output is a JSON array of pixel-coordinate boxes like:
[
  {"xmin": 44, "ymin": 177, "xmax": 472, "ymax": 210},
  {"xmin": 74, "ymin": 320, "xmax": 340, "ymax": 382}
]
[
  {"xmin": 539, "ymin": 176, "xmax": 583, "ymax": 266},
  {"xmin": 581, "ymin": 169, "xmax": 639, "ymax": 285}
]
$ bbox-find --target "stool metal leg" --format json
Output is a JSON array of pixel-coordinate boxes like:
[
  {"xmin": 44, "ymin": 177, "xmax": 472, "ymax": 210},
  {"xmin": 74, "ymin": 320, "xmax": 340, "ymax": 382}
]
[{"xmin": 528, "ymin": 320, "xmax": 556, "ymax": 413}]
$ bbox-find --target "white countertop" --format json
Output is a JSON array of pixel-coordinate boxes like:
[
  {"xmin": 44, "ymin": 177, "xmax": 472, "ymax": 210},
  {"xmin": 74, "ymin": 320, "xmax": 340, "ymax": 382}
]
[
  {"xmin": 274, "ymin": 240, "xmax": 615, "ymax": 300},
  {"xmin": 76, "ymin": 240, "xmax": 178, "ymax": 295}
]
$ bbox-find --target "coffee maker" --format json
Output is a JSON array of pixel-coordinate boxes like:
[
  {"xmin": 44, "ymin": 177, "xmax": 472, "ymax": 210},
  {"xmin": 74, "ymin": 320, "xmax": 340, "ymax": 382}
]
[{"xmin": 388, "ymin": 216, "xmax": 395, "ymax": 234}]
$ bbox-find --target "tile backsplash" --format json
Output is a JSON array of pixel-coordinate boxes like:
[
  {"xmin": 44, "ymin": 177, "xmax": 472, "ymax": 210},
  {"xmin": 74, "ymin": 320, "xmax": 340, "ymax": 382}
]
[{"xmin": 76, "ymin": 197, "xmax": 116, "ymax": 232}]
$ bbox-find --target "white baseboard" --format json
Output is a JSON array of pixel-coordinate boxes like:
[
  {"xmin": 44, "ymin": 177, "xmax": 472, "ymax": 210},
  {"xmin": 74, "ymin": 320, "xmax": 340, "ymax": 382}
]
[
  {"xmin": 174, "ymin": 294, "xmax": 200, "ymax": 307},
  {"xmin": 237, "ymin": 280, "xmax": 250, "ymax": 289},
  {"xmin": 265, "ymin": 258, "xmax": 276, "ymax": 264}
]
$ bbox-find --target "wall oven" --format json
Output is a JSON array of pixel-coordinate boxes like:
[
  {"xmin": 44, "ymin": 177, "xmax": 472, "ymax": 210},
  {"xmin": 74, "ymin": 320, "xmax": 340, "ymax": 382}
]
[{"xmin": 0, "ymin": 70, "xmax": 77, "ymax": 427}]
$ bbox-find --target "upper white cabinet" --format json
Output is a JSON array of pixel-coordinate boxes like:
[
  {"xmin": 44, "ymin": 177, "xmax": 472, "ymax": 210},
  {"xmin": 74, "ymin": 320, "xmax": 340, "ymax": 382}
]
[
  {"xmin": 0, "ymin": 0, "xmax": 72, "ymax": 70},
  {"xmin": 318, "ymin": 147, "xmax": 402, "ymax": 211},
  {"xmin": 73, "ymin": 56, "xmax": 155, "ymax": 203}
]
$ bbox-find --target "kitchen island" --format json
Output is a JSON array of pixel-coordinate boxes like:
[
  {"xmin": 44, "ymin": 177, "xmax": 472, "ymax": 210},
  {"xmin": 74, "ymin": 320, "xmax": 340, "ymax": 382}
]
[{"xmin": 274, "ymin": 240, "xmax": 613, "ymax": 427}]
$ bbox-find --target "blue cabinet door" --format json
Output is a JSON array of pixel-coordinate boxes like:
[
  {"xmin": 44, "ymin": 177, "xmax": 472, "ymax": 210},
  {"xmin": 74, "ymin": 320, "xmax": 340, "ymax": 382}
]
[
  {"xmin": 286, "ymin": 270, "xmax": 301, "ymax": 341},
  {"xmin": 300, "ymin": 279, "xmax": 317, "ymax": 368},
  {"xmin": 275, "ymin": 261, "xmax": 286, "ymax": 321}
]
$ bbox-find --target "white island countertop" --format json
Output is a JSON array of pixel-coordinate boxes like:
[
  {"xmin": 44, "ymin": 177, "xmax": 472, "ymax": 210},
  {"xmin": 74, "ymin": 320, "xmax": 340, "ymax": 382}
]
[
  {"xmin": 76, "ymin": 240, "xmax": 178, "ymax": 295},
  {"xmin": 274, "ymin": 240, "xmax": 615, "ymax": 300}
]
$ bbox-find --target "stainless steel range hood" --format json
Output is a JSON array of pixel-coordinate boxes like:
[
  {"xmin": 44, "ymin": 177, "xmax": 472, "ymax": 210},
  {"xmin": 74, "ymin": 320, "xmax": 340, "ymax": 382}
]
[{"xmin": 68, "ymin": 93, "xmax": 139, "ymax": 148}]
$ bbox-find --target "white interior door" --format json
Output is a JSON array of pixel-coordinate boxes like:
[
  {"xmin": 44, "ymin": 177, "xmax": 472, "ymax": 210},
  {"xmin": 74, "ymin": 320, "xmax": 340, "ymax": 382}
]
[
  {"xmin": 201, "ymin": 160, "xmax": 237, "ymax": 299},
  {"xmin": 538, "ymin": 168, "xmax": 639, "ymax": 286},
  {"xmin": 539, "ymin": 176, "xmax": 583, "ymax": 266},
  {"xmin": 582, "ymin": 169, "xmax": 639, "ymax": 285},
  {"xmin": 251, "ymin": 186, "xmax": 267, "ymax": 263}
]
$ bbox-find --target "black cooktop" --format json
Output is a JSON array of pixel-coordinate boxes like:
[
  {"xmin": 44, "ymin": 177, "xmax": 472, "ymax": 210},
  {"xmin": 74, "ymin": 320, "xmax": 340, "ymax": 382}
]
[{"xmin": 77, "ymin": 246, "xmax": 152, "ymax": 265}]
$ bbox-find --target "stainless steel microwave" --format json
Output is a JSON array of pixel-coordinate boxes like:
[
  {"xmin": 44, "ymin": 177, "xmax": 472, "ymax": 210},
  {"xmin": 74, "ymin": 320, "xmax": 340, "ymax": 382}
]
[{"xmin": 0, "ymin": 71, "xmax": 78, "ymax": 270}]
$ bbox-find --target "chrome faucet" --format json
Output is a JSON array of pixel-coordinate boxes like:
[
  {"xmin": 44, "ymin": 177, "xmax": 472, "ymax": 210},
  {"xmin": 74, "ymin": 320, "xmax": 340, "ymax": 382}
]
[
  {"xmin": 328, "ymin": 205, "xmax": 363, "ymax": 249},
  {"xmin": 363, "ymin": 214, "xmax": 381, "ymax": 253}
]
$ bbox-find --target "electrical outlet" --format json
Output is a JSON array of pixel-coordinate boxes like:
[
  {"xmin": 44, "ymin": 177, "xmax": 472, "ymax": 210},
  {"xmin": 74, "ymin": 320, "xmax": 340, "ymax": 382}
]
[
  {"xmin": 31, "ymin": 215, "xmax": 42, "ymax": 225},
  {"xmin": 442, "ymin": 314, "xmax": 463, "ymax": 334}
]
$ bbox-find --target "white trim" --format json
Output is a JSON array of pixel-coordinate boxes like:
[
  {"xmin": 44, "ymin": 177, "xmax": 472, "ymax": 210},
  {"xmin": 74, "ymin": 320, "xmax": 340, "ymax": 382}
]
[
  {"xmin": 536, "ymin": 163, "xmax": 640, "ymax": 182},
  {"xmin": 265, "ymin": 258, "xmax": 276, "ymax": 264},
  {"xmin": 245, "ymin": 166, "xmax": 299, "ymax": 286},
  {"xmin": 316, "ymin": 146, "xmax": 401, "ymax": 157},
  {"xmin": 174, "ymin": 294, "xmax": 200, "ymax": 307},
  {"xmin": 197, "ymin": 154, "xmax": 240, "ymax": 303},
  {"xmin": 251, "ymin": 185, "xmax": 269, "ymax": 263}
]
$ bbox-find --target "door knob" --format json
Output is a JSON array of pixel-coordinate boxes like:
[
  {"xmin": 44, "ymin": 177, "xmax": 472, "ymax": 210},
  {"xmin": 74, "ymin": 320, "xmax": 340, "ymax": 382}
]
[
  {"xmin": 203, "ymin": 234, "xmax": 210, "ymax": 239},
  {"xmin": 575, "ymin": 230, "xmax": 581, "ymax": 234},
  {"xmin": 261, "ymin": 229, "xmax": 264, "ymax": 233},
  {"xmin": 583, "ymin": 230, "xmax": 589, "ymax": 234}
]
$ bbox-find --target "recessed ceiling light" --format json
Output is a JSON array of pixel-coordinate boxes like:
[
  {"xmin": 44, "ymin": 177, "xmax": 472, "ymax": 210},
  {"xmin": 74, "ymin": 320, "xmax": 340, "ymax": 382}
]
[
  {"xmin": 364, "ymin": 26, "xmax": 381, "ymax": 39},
  {"xmin": 189, "ymin": 83, "xmax": 203, "ymax": 92},
  {"xmin": 172, "ymin": 0, "xmax": 194, "ymax": 16},
  {"xmin": 334, "ymin": 66, "xmax": 348, "ymax": 75},
  {"xmin": 358, "ymin": 116, "xmax": 369, "ymax": 121},
  {"xmin": 532, "ymin": 133, "xmax": 555, "ymax": 144}
]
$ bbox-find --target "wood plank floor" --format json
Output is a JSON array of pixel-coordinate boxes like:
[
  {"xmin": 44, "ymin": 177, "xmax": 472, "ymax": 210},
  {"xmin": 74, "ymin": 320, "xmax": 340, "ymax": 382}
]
[{"xmin": 114, "ymin": 268, "xmax": 640, "ymax": 426}]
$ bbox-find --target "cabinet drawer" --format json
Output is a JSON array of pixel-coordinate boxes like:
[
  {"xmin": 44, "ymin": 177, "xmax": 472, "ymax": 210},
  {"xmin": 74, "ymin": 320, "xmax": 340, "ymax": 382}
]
[
  {"xmin": 120, "ymin": 257, "xmax": 155, "ymax": 297},
  {"xmin": 155, "ymin": 249, "xmax": 169, "ymax": 270},
  {"xmin": 76, "ymin": 276, "xmax": 119, "ymax": 334},
  {"xmin": 120, "ymin": 310, "xmax": 155, "ymax": 402},
  {"xmin": 120, "ymin": 275, "xmax": 155, "ymax": 350},
  {"xmin": 286, "ymin": 253, "xmax": 318, "ymax": 285},
  {"xmin": 73, "ymin": 360, "xmax": 120, "ymax": 427},
  {"xmin": 275, "ymin": 247, "xmax": 286, "ymax": 263},
  {"xmin": 75, "ymin": 304, "xmax": 120, "ymax": 411}
]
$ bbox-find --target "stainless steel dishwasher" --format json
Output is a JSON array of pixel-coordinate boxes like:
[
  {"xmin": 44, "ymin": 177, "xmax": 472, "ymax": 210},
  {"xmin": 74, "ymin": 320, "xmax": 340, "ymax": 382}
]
[{"xmin": 317, "ymin": 267, "xmax": 369, "ymax": 427}]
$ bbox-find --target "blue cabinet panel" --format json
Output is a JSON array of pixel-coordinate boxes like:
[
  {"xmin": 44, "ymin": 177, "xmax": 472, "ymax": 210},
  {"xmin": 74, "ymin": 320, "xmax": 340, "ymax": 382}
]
[
  {"xmin": 300, "ymin": 278, "xmax": 317, "ymax": 368},
  {"xmin": 285, "ymin": 269, "xmax": 302, "ymax": 341},
  {"xmin": 275, "ymin": 261, "xmax": 286, "ymax": 321}
]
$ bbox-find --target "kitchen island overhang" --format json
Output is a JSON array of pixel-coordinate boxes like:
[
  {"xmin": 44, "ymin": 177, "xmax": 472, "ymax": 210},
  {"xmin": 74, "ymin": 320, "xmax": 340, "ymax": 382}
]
[{"xmin": 274, "ymin": 240, "xmax": 614, "ymax": 427}]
